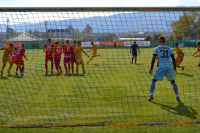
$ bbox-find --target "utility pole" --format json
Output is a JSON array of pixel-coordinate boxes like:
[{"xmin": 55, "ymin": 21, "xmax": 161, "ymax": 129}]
[
  {"xmin": 45, "ymin": 21, "xmax": 48, "ymax": 39},
  {"xmin": 6, "ymin": 19, "xmax": 9, "ymax": 40}
]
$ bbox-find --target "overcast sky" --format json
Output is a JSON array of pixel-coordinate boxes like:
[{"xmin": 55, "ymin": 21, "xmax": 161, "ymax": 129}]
[{"xmin": 0, "ymin": 0, "xmax": 200, "ymax": 7}]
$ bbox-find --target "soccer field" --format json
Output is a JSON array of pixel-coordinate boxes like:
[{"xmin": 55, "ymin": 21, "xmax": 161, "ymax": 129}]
[{"xmin": 0, "ymin": 47, "xmax": 199, "ymax": 127}]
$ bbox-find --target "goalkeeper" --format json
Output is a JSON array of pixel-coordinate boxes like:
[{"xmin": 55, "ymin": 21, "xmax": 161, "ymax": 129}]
[{"xmin": 148, "ymin": 36, "xmax": 180, "ymax": 102}]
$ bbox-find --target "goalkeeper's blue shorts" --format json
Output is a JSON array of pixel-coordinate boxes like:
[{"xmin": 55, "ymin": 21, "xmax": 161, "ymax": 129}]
[{"xmin": 153, "ymin": 67, "xmax": 175, "ymax": 81}]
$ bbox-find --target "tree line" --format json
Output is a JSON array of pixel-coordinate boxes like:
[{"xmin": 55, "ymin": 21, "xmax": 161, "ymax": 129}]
[
  {"xmin": 27, "ymin": 30, "xmax": 117, "ymax": 42},
  {"xmin": 145, "ymin": 11, "xmax": 200, "ymax": 41}
]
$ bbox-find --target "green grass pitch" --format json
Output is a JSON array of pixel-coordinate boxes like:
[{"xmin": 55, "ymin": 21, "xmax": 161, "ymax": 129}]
[{"xmin": 0, "ymin": 47, "xmax": 199, "ymax": 126}]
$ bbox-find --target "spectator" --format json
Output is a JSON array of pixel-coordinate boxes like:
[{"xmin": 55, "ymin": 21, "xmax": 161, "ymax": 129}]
[{"xmin": 114, "ymin": 42, "xmax": 117, "ymax": 48}]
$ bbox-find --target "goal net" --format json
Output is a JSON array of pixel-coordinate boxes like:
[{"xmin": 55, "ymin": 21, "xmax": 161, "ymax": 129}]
[{"xmin": 0, "ymin": 7, "xmax": 199, "ymax": 127}]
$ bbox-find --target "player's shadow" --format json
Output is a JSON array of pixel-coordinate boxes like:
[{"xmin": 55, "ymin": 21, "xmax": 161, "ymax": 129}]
[
  {"xmin": 74, "ymin": 74, "xmax": 86, "ymax": 77},
  {"xmin": 178, "ymin": 73, "xmax": 193, "ymax": 77},
  {"xmin": 43, "ymin": 73, "xmax": 62, "ymax": 77},
  {"xmin": 64, "ymin": 73, "xmax": 72, "ymax": 77},
  {"xmin": 43, "ymin": 74, "xmax": 53, "ymax": 77},
  {"xmin": 94, "ymin": 64, "xmax": 100, "ymax": 66},
  {"xmin": 64, "ymin": 73, "xmax": 86, "ymax": 77},
  {"xmin": 13, "ymin": 75, "xmax": 24, "ymax": 79},
  {"xmin": 55, "ymin": 73, "xmax": 62, "ymax": 76},
  {"xmin": 136, "ymin": 64, "xmax": 143, "ymax": 65},
  {"xmin": 151, "ymin": 101, "xmax": 198, "ymax": 119},
  {"xmin": 0, "ymin": 76, "xmax": 8, "ymax": 80},
  {"xmin": 87, "ymin": 64, "xmax": 100, "ymax": 66}
]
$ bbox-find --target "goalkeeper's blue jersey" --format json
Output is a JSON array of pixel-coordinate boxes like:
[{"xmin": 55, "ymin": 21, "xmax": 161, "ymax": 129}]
[{"xmin": 153, "ymin": 45, "xmax": 174, "ymax": 68}]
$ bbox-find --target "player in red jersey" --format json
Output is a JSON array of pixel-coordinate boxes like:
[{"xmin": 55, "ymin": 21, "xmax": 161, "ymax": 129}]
[
  {"xmin": 15, "ymin": 44, "xmax": 28, "ymax": 76},
  {"xmin": 63, "ymin": 40, "xmax": 71, "ymax": 74},
  {"xmin": 54, "ymin": 42, "xmax": 62, "ymax": 73},
  {"xmin": 43, "ymin": 38, "xmax": 54, "ymax": 74},
  {"xmin": 10, "ymin": 47, "xmax": 18, "ymax": 75},
  {"xmin": 70, "ymin": 40, "xmax": 78, "ymax": 74},
  {"xmin": 192, "ymin": 42, "xmax": 200, "ymax": 67}
]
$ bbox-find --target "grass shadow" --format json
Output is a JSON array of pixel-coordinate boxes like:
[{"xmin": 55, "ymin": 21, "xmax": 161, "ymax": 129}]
[
  {"xmin": 136, "ymin": 64, "xmax": 143, "ymax": 65},
  {"xmin": 64, "ymin": 73, "xmax": 73, "ymax": 77},
  {"xmin": 151, "ymin": 101, "xmax": 198, "ymax": 119},
  {"xmin": 178, "ymin": 73, "xmax": 193, "ymax": 77},
  {"xmin": 0, "ymin": 76, "xmax": 8, "ymax": 80},
  {"xmin": 94, "ymin": 64, "xmax": 100, "ymax": 66},
  {"xmin": 72, "ymin": 73, "xmax": 86, "ymax": 77},
  {"xmin": 55, "ymin": 73, "xmax": 62, "ymax": 76},
  {"xmin": 13, "ymin": 75, "xmax": 24, "ymax": 79},
  {"xmin": 43, "ymin": 74, "xmax": 53, "ymax": 77}
]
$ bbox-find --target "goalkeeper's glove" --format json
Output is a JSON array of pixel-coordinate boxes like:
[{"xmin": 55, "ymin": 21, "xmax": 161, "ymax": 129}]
[
  {"xmin": 173, "ymin": 70, "xmax": 177, "ymax": 76},
  {"xmin": 149, "ymin": 69, "xmax": 153, "ymax": 75}
]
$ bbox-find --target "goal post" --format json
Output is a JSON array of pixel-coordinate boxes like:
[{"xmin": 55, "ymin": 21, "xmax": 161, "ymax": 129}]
[{"xmin": 0, "ymin": 7, "xmax": 199, "ymax": 128}]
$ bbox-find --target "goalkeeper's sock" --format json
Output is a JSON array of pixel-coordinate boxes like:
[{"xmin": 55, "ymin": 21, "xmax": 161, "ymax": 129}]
[
  {"xmin": 45, "ymin": 64, "xmax": 48, "ymax": 72},
  {"xmin": 150, "ymin": 80, "xmax": 156, "ymax": 95},
  {"xmin": 132, "ymin": 57, "xmax": 133, "ymax": 63},
  {"xmin": 172, "ymin": 82, "xmax": 178, "ymax": 96}
]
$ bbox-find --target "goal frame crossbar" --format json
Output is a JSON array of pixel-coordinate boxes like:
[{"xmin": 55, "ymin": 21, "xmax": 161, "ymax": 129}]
[{"xmin": 0, "ymin": 7, "xmax": 200, "ymax": 12}]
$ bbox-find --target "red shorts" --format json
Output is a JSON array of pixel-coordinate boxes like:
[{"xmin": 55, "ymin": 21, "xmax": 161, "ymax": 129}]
[
  {"xmin": 54, "ymin": 56, "xmax": 61, "ymax": 64},
  {"xmin": 70, "ymin": 56, "xmax": 76, "ymax": 64},
  {"xmin": 45, "ymin": 54, "xmax": 53, "ymax": 62},
  {"xmin": 64, "ymin": 57, "xmax": 70, "ymax": 64},
  {"xmin": 11, "ymin": 57, "xmax": 17, "ymax": 64},
  {"xmin": 16, "ymin": 58, "xmax": 24, "ymax": 65}
]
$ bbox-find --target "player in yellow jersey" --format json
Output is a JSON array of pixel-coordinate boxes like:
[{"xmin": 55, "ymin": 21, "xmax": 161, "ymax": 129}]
[
  {"xmin": 173, "ymin": 42, "xmax": 184, "ymax": 71},
  {"xmin": 74, "ymin": 41, "xmax": 90, "ymax": 74},
  {"xmin": 0, "ymin": 44, "xmax": 18, "ymax": 76},
  {"xmin": 87, "ymin": 42, "xmax": 102, "ymax": 64}
]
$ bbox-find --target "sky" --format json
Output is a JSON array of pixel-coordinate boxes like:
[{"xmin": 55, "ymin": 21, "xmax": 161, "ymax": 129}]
[{"xmin": 0, "ymin": 0, "xmax": 200, "ymax": 7}]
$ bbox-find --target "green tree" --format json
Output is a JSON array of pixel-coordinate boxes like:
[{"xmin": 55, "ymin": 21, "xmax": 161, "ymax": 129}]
[
  {"xmin": 34, "ymin": 30, "xmax": 40, "ymax": 37},
  {"xmin": 82, "ymin": 35, "xmax": 95, "ymax": 41},
  {"xmin": 41, "ymin": 33, "xmax": 46, "ymax": 38},
  {"xmin": 167, "ymin": 35, "xmax": 174, "ymax": 40},
  {"xmin": 197, "ymin": 34, "xmax": 200, "ymax": 39},
  {"xmin": 182, "ymin": 37, "xmax": 190, "ymax": 40},
  {"xmin": 152, "ymin": 33, "xmax": 162, "ymax": 41},
  {"xmin": 0, "ymin": 33, "xmax": 3, "ymax": 42},
  {"xmin": 96, "ymin": 37, "xmax": 103, "ymax": 41},
  {"xmin": 144, "ymin": 35, "xmax": 152, "ymax": 41},
  {"xmin": 171, "ymin": 12, "xmax": 200, "ymax": 40},
  {"xmin": 28, "ymin": 30, "xmax": 32, "ymax": 35},
  {"xmin": 104, "ymin": 33, "xmax": 116, "ymax": 41}
]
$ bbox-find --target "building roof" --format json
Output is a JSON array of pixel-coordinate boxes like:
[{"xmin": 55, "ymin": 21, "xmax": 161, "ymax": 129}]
[
  {"xmin": 119, "ymin": 38, "xmax": 145, "ymax": 41},
  {"xmin": 7, "ymin": 32, "xmax": 42, "ymax": 42}
]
